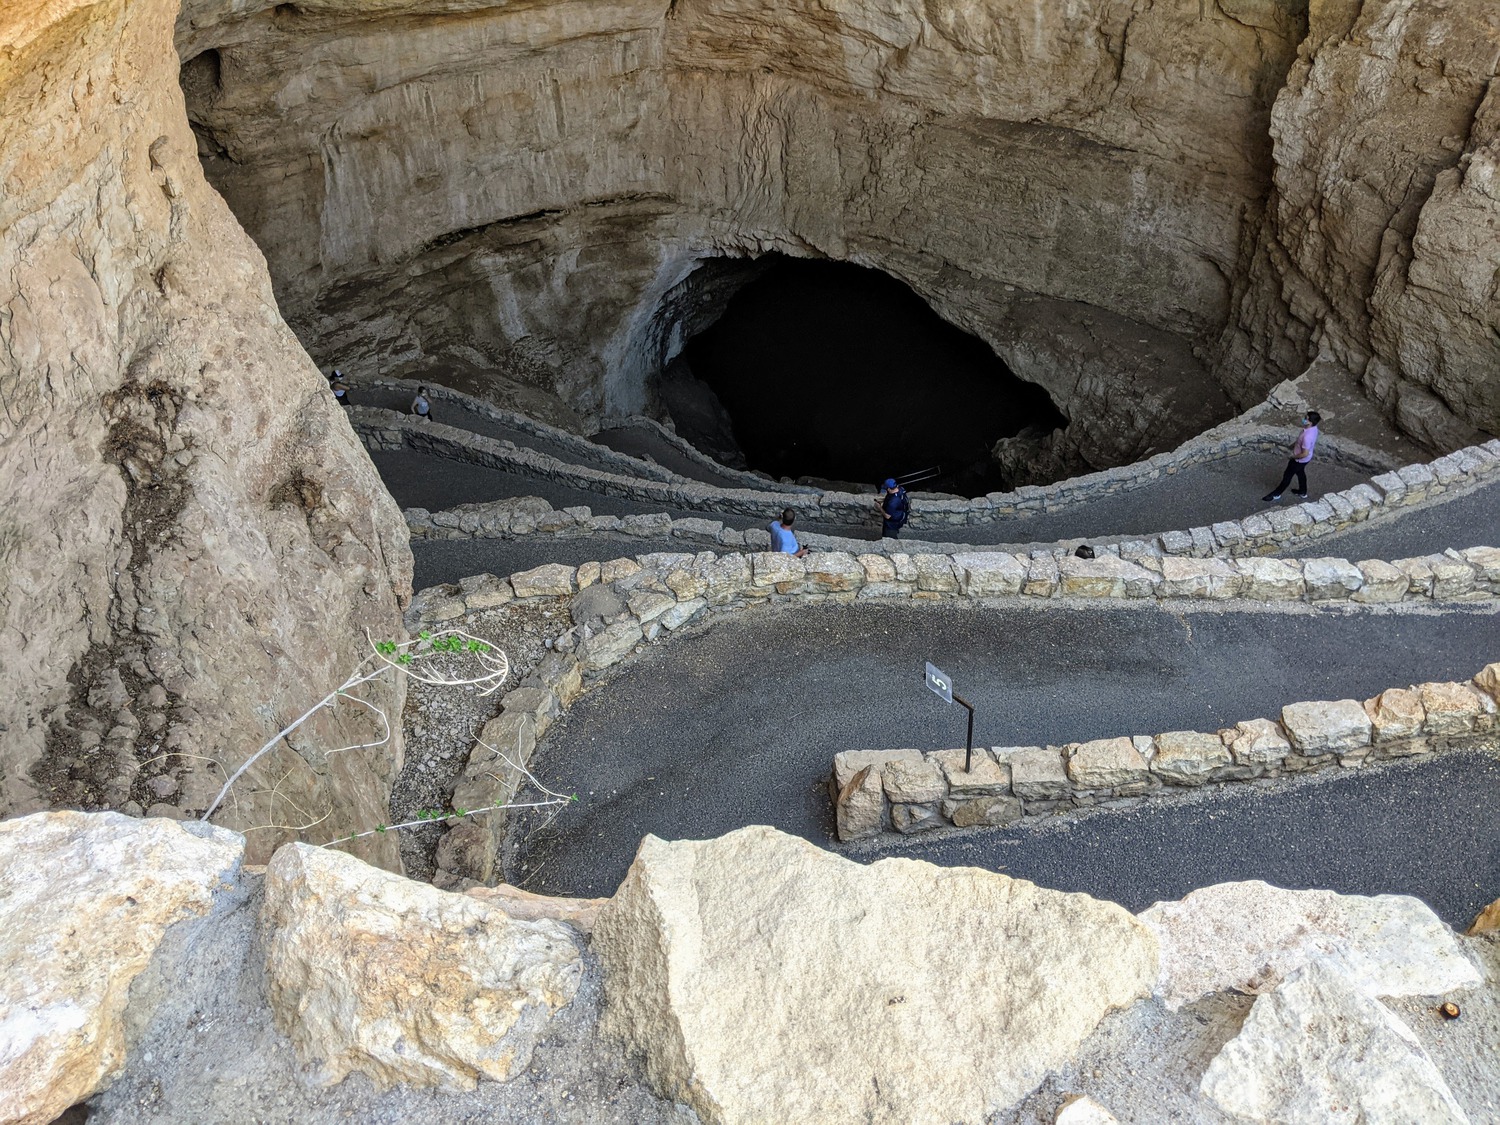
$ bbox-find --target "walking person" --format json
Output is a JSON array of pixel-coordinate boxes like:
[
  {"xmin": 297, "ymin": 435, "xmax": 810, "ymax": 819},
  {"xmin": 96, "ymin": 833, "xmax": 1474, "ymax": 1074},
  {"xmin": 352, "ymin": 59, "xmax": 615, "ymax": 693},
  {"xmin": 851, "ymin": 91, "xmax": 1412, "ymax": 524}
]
[
  {"xmin": 328, "ymin": 369, "xmax": 351, "ymax": 407},
  {"xmin": 877, "ymin": 478, "xmax": 910, "ymax": 538},
  {"xmin": 768, "ymin": 509, "xmax": 809, "ymax": 557},
  {"xmin": 1263, "ymin": 411, "xmax": 1322, "ymax": 501},
  {"xmin": 411, "ymin": 385, "xmax": 433, "ymax": 421}
]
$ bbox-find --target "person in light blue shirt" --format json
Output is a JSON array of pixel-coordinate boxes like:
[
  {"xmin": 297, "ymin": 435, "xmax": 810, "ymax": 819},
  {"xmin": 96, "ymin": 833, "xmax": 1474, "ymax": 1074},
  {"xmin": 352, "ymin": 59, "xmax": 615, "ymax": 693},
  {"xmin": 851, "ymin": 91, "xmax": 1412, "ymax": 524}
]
[{"xmin": 768, "ymin": 509, "xmax": 809, "ymax": 557}]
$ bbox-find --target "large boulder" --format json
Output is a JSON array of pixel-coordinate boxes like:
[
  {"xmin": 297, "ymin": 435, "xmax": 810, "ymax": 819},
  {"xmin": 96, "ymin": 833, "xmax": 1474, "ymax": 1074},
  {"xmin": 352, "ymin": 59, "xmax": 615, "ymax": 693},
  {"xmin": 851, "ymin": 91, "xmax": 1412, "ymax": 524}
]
[
  {"xmin": 1139, "ymin": 881, "xmax": 1481, "ymax": 1010},
  {"xmin": 592, "ymin": 825, "xmax": 1157, "ymax": 1124},
  {"xmin": 261, "ymin": 842, "xmax": 582, "ymax": 1091},
  {"xmin": 0, "ymin": 811, "xmax": 244, "ymax": 1125},
  {"xmin": 1200, "ymin": 959, "xmax": 1469, "ymax": 1124}
]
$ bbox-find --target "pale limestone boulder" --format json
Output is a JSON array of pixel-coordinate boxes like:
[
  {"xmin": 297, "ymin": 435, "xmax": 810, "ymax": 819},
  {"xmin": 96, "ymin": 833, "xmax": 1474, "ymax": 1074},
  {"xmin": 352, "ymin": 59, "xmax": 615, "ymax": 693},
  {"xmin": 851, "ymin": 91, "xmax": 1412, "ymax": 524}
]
[
  {"xmin": 262, "ymin": 843, "xmax": 581, "ymax": 1091},
  {"xmin": 832, "ymin": 749, "xmax": 923, "ymax": 790},
  {"xmin": 913, "ymin": 554, "xmax": 960, "ymax": 593},
  {"xmin": 1225, "ymin": 718, "xmax": 1291, "ymax": 767},
  {"xmin": 1364, "ymin": 688, "xmax": 1426, "ymax": 743},
  {"xmin": 1394, "ymin": 556, "xmax": 1435, "ymax": 595},
  {"xmin": 1156, "ymin": 557, "xmax": 1243, "ymax": 599},
  {"xmin": 1280, "ymin": 699, "xmax": 1371, "ymax": 755},
  {"xmin": 463, "ymin": 884, "xmax": 609, "ymax": 937},
  {"xmin": 1461, "ymin": 546, "xmax": 1500, "ymax": 585},
  {"xmin": 1067, "ymin": 737, "xmax": 1149, "ymax": 789},
  {"xmin": 510, "ymin": 562, "xmax": 577, "ymax": 598},
  {"xmin": 0, "ymin": 812, "xmax": 244, "ymax": 1125},
  {"xmin": 882, "ymin": 757, "xmax": 946, "ymax": 803},
  {"xmin": 600, "ymin": 557, "xmax": 642, "ymax": 584},
  {"xmin": 946, "ymin": 795, "xmax": 1022, "ymax": 828},
  {"xmin": 751, "ymin": 552, "xmax": 806, "ymax": 590},
  {"xmin": 1058, "ymin": 555, "xmax": 1156, "ymax": 598},
  {"xmin": 1354, "ymin": 559, "xmax": 1410, "ymax": 603},
  {"xmin": 1300, "ymin": 557, "xmax": 1364, "ymax": 600},
  {"xmin": 1235, "ymin": 557, "xmax": 1305, "ymax": 601},
  {"xmin": 1151, "ymin": 731, "xmax": 1230, "ymax": 785},
  {"xmin": 931, "ymin": 747, "xmax": 1013, "ymax": 796},
  {"xmin": 1023, "ymin": 556, "xmax": 1061, "ymax": 597},
  {"xmin": 833, "ymin": 763, "xmax": 886, "ymax": 841},
  {"xmin": 1417, "ymin": 681, "xmax": 1494, "ymax": 736},
  {"xmin": 578, "ymin": 620, "xmax": 644, "ymax": 672},
  {"xmin": 857, "ymin": 554, "xmax": 897, "ymax": 583},
  {"xmin": 1010, "ymin": 747, "xmax": 1071, "ymax": 799},
  {"xmin": 626, "ymin": 589, "xmax": 676, "ymax": 623},
  {"xmin": 1139, "ymin": 881, "xmax": 1481, "ymax": 1010},
  {"xmin": 659, "ymin": 597, "xmax": 706, "ymax": 630},
  {"xmin": 1055, "ymin": 1094, "xmax": 1121, "ymax": 1124},
  {"xmin": 804, "ymin": 551, "xmax": 864, "ymax": 592},
  {"xmin": 1429, "ymin": 557, "xmax": 1477, "ymax": 600},
  {"xmin": 1200, "ymin": 960, "xmax": 1469, "ymax": 1125},
  {"xmin": 953, "ymin": 551, "xmax": 1027, "ymax": 597},
  {"xmin": 1474, "ymin": 662, "xmax": 1500, "ymax": 704},
  {"xmin": 593, "ymin": 827, "xmax": 1157, "ymax": 1124}
]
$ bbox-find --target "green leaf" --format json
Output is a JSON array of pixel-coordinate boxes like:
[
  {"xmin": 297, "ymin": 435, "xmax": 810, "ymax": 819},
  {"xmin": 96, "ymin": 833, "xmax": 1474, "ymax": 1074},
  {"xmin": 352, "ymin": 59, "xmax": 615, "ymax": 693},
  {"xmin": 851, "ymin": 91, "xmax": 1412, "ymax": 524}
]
[
  {"xmin": 419, "ymin": 630, "xmax": 431, "ymax": 641},
  {"xmin": 374, "ymin": 824, "xmax": 387, "ymax": 833}
]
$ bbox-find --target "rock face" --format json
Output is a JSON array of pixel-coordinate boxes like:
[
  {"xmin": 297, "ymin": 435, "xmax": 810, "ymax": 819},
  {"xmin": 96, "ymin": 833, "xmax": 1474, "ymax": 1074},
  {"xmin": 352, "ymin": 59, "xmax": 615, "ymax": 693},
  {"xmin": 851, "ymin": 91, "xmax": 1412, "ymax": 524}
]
[
  {"xmin": 261, "ymin": 842, "xmax": 583, "ymax": 1091},
  {"xmin": 1200, "ymin": 959, "xmax": 1469, "ymax": 1124},
  {"xmin": 0, "ymin": 811, "xmax": 244, "ymax": 1125},
  {"xmin": 0, "ymin": 0, "xmax": 412, "ymax": 865},
  {"xmin": 592, "ymin": 825, "xmax": 1157, "ymax": 1124},
  {"xmin": 1139, "ymin": 881, "xmax": 1481, "ymax": 1011}
]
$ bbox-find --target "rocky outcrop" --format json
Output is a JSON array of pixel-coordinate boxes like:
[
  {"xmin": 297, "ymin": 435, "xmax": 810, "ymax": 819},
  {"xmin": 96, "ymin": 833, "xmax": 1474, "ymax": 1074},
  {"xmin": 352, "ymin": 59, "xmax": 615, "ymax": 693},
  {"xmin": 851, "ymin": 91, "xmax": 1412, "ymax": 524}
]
[
  {"xmin": 591, "ymin": 825, "xmax": 1157, "ymax": 1124},
  {"xmin": 172, "ymin": 0, "xmax": 1315, "ymax": 472},
  {"xmin": 0, "ymin": 811, "xmax": 244, "ymax": 1125},
  {"xmin": 1223, "ymin": 1, "xmax": 1500, "ymax": 443},
  {"xmin": 1200, "ymin": 959, "xmax": 1470, "ymax": 1124},
  {"xmin": 261, "ymin": 842, "xmax": 583, "ymax": 1091},
  {"xmin": 0, "ymin": 0, "xmax": 412, "ymax": 864},
  {"xmin": 1140, "ymin": 881, "xmax": 1481, "ymax": 1011}
]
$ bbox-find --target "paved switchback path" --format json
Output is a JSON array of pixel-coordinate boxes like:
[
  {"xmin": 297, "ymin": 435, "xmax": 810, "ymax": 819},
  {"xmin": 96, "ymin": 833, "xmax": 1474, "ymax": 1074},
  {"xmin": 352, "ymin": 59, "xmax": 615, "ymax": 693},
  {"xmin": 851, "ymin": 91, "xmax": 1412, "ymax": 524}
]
[{"xmin": 508, "ymin": 600, "xmax": 1500, "ymax": 926}]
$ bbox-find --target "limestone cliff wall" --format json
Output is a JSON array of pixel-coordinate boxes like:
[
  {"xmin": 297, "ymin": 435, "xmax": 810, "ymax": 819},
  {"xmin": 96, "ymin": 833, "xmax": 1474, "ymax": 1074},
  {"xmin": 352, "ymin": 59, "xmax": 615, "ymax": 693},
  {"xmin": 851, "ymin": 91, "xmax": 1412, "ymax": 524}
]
[
  {"xmin": 0, "ymin": 0, "xmax": 413, "ymax": 865},
  {"xmin": 1221, "ymin": 0, "xmax": 1500, "ymax": 442},
  {"xmin": 175, "ymin": 0, "xmax": 1310, "ymax": 470}
]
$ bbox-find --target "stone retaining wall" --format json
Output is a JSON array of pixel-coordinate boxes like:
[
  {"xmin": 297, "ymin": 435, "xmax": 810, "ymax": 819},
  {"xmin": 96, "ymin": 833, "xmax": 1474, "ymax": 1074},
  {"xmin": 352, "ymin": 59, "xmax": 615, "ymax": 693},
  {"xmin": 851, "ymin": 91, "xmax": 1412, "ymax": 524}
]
[
  {"xmin": 830, "ymin": 667, "xmax": 1500, "ymax": 842},
  {"xmin": 352, "ymin": 403, "xmax": 1418, "ymax": 536},
  {"xmin": 409, "ymin": 544, "xmax": 1500, "ymax": 886}
]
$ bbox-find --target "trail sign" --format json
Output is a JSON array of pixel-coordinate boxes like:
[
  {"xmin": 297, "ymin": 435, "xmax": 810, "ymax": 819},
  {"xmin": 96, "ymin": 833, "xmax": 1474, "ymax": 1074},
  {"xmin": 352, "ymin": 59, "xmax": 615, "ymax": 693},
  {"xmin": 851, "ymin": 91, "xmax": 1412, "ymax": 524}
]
[{"xmin": 925, "ymin": 662, "xmax": 954, "ymax": 704}]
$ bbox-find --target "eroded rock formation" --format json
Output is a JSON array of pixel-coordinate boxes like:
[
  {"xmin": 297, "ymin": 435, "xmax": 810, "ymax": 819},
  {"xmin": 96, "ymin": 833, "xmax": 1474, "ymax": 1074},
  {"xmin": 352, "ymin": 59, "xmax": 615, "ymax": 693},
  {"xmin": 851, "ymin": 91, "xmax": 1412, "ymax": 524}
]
[{"xmin": 0, "ymin": 0, "xmax": 412, "ymax": 864}]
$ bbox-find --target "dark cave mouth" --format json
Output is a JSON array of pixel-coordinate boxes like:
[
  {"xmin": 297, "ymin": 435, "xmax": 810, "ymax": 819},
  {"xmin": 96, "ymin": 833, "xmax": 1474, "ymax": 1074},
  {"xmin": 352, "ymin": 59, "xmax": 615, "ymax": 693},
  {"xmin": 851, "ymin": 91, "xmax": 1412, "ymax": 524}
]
[{"xmin": 663, "ymin": 256, "xmax": 1067, "ymax": 496}]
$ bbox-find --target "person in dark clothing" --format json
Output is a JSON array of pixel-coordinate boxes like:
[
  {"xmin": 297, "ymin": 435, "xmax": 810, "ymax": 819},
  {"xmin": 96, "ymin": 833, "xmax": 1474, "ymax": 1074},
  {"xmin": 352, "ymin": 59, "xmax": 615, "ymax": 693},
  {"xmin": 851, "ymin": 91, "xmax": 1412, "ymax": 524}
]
[
  {"xmin": 877, "ymin": 478, "xmax": 910, "ymax": 538},
  {"xmin": 328, "ymin": 369, "xmax": 351, "ymax": 406}
]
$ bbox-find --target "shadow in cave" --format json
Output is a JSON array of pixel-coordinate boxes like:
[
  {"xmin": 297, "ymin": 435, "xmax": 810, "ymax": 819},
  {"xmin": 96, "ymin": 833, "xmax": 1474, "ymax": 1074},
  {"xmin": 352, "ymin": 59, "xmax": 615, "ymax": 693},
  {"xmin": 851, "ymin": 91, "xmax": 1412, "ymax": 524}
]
[{"xmin": 674, "ymin": 256, "xmax": 1066, "ymax": 497}]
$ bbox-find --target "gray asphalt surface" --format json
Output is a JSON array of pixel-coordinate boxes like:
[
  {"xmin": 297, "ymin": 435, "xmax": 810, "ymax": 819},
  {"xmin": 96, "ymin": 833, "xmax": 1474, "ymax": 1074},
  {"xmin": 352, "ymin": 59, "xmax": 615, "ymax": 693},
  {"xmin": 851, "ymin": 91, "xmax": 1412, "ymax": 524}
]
[
  {"xmin": 507, "ymin": 600, "xmax": 1500, "ymax": 926},
  {"xmin": 1289, "ymin": 478, "xmax": 1500, "ymax": 560},
  {"xmin": 593, "ymin": 422, "xmax": 754, "ymax": 488}
]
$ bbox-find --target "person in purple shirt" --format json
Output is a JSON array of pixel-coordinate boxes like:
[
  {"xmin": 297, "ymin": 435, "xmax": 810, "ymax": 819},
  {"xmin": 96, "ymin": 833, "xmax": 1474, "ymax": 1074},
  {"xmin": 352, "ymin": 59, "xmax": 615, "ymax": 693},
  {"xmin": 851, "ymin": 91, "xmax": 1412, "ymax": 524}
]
[
  {"xmin": 1263, "ymin": 411, "xmax": 1321, "ymax": 501},
  {"xmin": 768, "ymin": 509, "xmax": 809, "ymax": 557}
]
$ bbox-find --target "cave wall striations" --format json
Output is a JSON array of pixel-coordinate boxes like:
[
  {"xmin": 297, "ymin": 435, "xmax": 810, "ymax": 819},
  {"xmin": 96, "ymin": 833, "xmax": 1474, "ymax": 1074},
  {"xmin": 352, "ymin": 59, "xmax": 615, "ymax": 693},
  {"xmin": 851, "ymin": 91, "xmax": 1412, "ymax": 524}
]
[
  {"xmin": 1221, "ymin": 0, "xmax": 1500, "ymax": 446},
  {"xmin": 175, "ymin": 0, "xmax": 1317, "ymax": 475},
  {"xmin": 0, "ymin": 0, "xmax": 413, "ymax": 866}
]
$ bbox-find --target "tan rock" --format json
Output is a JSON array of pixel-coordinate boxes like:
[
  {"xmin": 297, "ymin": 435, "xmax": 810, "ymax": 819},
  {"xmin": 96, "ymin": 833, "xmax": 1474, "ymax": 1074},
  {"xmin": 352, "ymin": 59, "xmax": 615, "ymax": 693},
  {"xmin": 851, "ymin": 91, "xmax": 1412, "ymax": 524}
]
[
  {"xmin": 593, "ymin": 827, "xmax": 1157, "ymax": 1124},
  {"xmin": 1235, "ymin": 557, "xmax": 1305, "ymax": 601},
  {"xmin": 1150, "ymin": 731, "xmax": 1230, "ymax": 785},
  {"xmin": 857, "ymin": 554, "xmax": 898, "ymax": 584},
  {"xmin": 1417, "ymin": 681, "xmax": 1493, "ymax": 736},
  {"xmin": 834, "ymin": 764, "xmax": 886, "ymax": 841},
  {"xmin": 1225, "ymin": 718, "xmax": 1291, "ymax": 767},
  {"xmin": 1354, "ymin": 559, "xmax": 1410, "ymax": 603},
  {"xmin": 1300, "ymin": 557, "xmax": 1364, "ymax": 600},
  {"xmin": 0, "ymin": 812, "xmax": 244, "ymax": 1125},
  {"xmin": 803, "ymin": 551, "xmax": 864, "ymax": 592},
  {"xmin": 1056, "ymin": 1094, "xmax": 1121, "ymax": 1124},
  {"xmin": 510, "ymin": 562, "xmax": 578, "ymax": 599},
  {"xmin": 953, "ymin": 551, "xmax": 1027, "ymax": 597},
  {"xmin": 1156, "ymin": 557, "xmax": 1242, "ymax": 599},
  {"xmin": 600, "ymin": 557, "xmax": 642, "ymax": 584},
  {"xmin": 912, "ymin": 554, "xmax": 960, "ymax": 593},
  {"xmin": 578, "ymin": 620, "xmax": 644, "ymax": 672},
  {"xmin": 882, "ymin": 757, "xmax": 946, "ymax": 804},
  {"xmin": 947, "ymin": 795, "xmax": 1022, "ymax": 828},
  {"xmin": 1474, "ymin": 662, "xmax": 1500, "ymax": 705},
  {"xmin": 751, "ymin": 552, "xmax": 806, "ymax": 590},
  {"xmin": 832, "ymin": 749, "xmax": 923, "ymax": 790},
  {"xmin": 1364, "ymin": 688, "xmax": 1425, "ymax": 743},
  {"xmin": 262, "ymin": 843, "xmax": 581, "ymax": 1091},
  {"xmin": 1067, "ymin": 737, "xmax": 1149, "ymax": 790},
  {"xmin": 1468, "ymin": 897, "xmax": 1500, "ymax": 936},
  {"xmin": 1010, "ymin": 746, "xmax": 1072, "ymax": 799},
  {"xmin": 464, "ymin": 883, "xmax": 609, "ymax": 936},
  {"xmin": 931, "ymin": 747, "xmax": 1013, "ymax": 796},
  {"xmin": 1280, "ymin": 699, "xmax": 1371, "ymax": 755},
  {"xmin": 1139, "ymin": 880, "xmax": 1481, "ymax": 1011}
]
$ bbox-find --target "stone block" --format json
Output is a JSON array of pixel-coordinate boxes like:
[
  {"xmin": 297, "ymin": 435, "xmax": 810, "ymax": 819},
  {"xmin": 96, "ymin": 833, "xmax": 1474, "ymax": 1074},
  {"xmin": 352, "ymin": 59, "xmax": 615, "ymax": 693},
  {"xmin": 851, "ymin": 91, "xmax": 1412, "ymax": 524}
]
[
  {"xmin": 1225, "ymin": 717, "xmax": 1290, "ymax": 768},
  {"xmin": 1369, "ymin": 472, "xmax": 1407, "ymax": 504},
  {"xmin": 672, "ymin": 517, "xmax": 723, "ymax": 541},
  {"xmin": 890, "ymin": 803, "xmax": 944, "ymax": 833},
  {"xmin": 890, "ymin": 554, "xmax": 917, "ymax": 583},
  {"xmin": 832, "ymin": 749, "xmax": 922, "ymax": 791},
  {"xmin": 620, "ymin": 512, "xmax": 673, "ymax": 536},
  {"xmin": 577, "ymin": 621, "xmax": 643, "ymax": 673},
  {"xmin": 1396, "ymin": 462, "xmax": 1436, "ymax": 498},
  {"xmin": 912, "ymin": 554, "xmax": 960, "ymax": 593},
  {"xmin": 1473, "ymin": 662, "xmax": 1500, "ymax": 706},
  {"xmin": 510, "ymin": 563, "xmax": 577, "ymax": 599},
  {"xmin": 751, "ymin": 552, "xmax": 806, "ymax": 590},
  {"xmin": 1210, "ymin": 521, "xmax": 1245, "ymax": 550},
  {"xmin": 528, "ymin": 652, "xmax": 582, "ymax": 705},
  {"xmin": 1067, "ymin": 737, "xmax": 1149, "ymax": 790},
  {"xmin": 953, "ymin": 552, "xmax": 1026, "ymax": 597},
  {"xmin": 1301, "ymin": 557, "xmax": 1363, "ymax": 600},
  {"xmin": 471, "ymin": 711, "xmax": 537, "ymax": 774},
  {"xmin": 1235, "ymin": 557, "xmax": 1304, "ymax": 601},
  {"xmin": 805, "ymin": 552, "xmax": 865, "ymax": 593},
  {"xmin": 461, "ymin": 574, "xmax": 514, "ymax": 611},
  {"xmin": 1151, "ymin": 731, "xmax": 1231, "ymax": 786},
  {"xmin": 1461, "ymin": 546, "xmax": 1500, "ymax": 587},
  {"xmin": 833, "ymin": 765, "xmax": 885, "ymax": 842},
  {"xmin": 1352, "ymin": 560, "xmax": 1408, "ymax": 603},
  {"xmin": 1188, "ymin": 526, "xmax": 1217, "ymax": 557},
  {"xmin": 1281, "ymin": 700, "xmax": 1371, "ymax": 755},
  {"xmin": 1393, "ymin": 556, "xmax": 1435, "ymax": 594},
  {"xmin": 1364, "ymin": 689, "xmax": 1425, "ymax": 743},
  {"xmin": 700, "ymin": 553, "xmax": 752, "ymax": 601},
  {"xmin": 857, "ymin": 582, "xmax": 910, "ymax": 599},
  {"xmin": 883, "ymin": 758, "xmax": 946, "ymax": 803},
  {"xmin": 575, "ymin": 561, "xmax": 601, "ymax": 589},
  {"xmin": 1430, "ymin": 452, "xmax": 1466, "ymax": 484},
  {"xmin": 857, "ymin": 554, "xmax": 896, "ymax": 583},
  {"xmin": 944, "ymin": 795, "xmax": 1023, "ymax": 828},
  {"xmin": 1429, "ymin": 556, "xmax": 1476, "ymax": 600},
  {"xmin": 1344, "ymin": 483, "xmax": 1382, "ymax": 516},
  {"xmin": 501, "ymin": 687, "xmax": 560, "ymax": 741},
  {"xmin": 1159, "ymin": 529, "xmax": 1193, "ymax": 555},
  {"xmin": 1157, "ymin": 557, "xmax": 1243, "ymax": 599},
  {"xmin": 1059, "ymin": 555, "xmax": 1159, "ymax": 598},
  {"xmin": 1418, "ymin": 681, "xmax": 1493, "ymax": 736},
  {"xmin": 1023, "ymin": 555, "xmax": 1059, "ymax": 597},
  {"xmin": 1238, "ymin": 512, "xmax": 1273, "ymax": 539},
  {"xmin": 626, "ymin": 589, "xmax": 677, "ymax": 624},
  {"xmin": 1008, "ymin": 747, "xmax": 1070, "ymax": 799},
  {"xmin": 931, "ymin": 748, "xmax": 1012, "ymax": 796},
  {"xmin": 659, "ymin": 597, "xmax": 706, "ymax": 631},
  {"xmin": 664, "ymin": 561, "xmax": 710, "ymax": 601},
  {"xmin": 600, "ymin": 557, "xmax": 641, "ymax": 584}
]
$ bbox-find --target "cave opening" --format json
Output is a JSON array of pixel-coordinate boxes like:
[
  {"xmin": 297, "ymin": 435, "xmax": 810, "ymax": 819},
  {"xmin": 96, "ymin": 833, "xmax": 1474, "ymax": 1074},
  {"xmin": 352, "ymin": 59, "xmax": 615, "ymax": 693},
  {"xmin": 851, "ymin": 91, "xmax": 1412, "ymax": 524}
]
[{"xmin": 671, "ymin": 256, "xmax": 1066, "ymax": 496}]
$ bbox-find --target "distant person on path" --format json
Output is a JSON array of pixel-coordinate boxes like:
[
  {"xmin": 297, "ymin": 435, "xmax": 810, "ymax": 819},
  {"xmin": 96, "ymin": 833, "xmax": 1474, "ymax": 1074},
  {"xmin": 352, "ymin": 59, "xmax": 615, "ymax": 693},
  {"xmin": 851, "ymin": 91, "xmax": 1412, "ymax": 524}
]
[
  {"xmin": 411, "ymin": 386, "xmax": 432, "ymax": 421},
  {"xmin": 328, "ymin": 369, "xmax": 351, "ymax": 407},
  {"xmin": 1262, "ymin": 411, "xmax": 1322, "ymax": 501},
  {"xmin": 877, "ymin": 478, "xmax": 909, "ymax": 538},
  {"xmin": 768, "ymin": 509, "xmax": 809, "ymax": 557}
]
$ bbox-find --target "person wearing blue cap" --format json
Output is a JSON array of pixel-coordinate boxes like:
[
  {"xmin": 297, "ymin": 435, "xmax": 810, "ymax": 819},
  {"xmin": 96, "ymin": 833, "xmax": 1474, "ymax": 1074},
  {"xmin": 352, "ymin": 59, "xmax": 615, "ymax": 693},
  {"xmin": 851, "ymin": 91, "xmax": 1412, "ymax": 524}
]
[{"xmin": 876, "ymin": 477, "xmax": 910, "ymax": 538}]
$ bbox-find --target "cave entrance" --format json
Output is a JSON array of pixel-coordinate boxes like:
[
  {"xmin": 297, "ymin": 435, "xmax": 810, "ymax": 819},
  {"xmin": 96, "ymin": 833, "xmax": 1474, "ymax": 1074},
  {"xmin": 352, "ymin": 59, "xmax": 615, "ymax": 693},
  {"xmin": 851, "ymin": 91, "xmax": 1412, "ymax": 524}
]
[{"xmin": 668, "ymin": 255, "xmax": 1065, "ymax": 496}]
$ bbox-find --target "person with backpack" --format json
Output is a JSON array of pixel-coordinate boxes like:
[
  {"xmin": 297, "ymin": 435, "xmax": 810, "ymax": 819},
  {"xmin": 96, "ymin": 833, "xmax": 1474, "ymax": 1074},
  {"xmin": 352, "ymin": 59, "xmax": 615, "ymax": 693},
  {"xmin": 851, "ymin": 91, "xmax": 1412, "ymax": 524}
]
[{"xmin": 877, "ymin": 478, "xmax": 909, "ymax": 538}]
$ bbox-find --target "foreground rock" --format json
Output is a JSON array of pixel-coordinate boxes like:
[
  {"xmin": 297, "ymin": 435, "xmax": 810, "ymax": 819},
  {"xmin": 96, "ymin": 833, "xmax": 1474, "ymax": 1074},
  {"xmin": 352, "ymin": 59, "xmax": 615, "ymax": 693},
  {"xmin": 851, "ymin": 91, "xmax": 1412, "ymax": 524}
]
[
  {"xmin": 262, "ymin": 843, "xmax": 582, "ymax": 1091},
  {"xmin": 1200, "ymin": 959, "xmax": 1469, "ymax": 1124},
  {"xmin": 0, "ymin": 812, "xmax": 244, "ymax": 1125},
  {"xmin": 592, "ymin": 825, "xmax": 1156, "ymax": 1124},
  {"xmin": 1139, "ymin": 881, "xmax": 1480, "ymax": 1010}
]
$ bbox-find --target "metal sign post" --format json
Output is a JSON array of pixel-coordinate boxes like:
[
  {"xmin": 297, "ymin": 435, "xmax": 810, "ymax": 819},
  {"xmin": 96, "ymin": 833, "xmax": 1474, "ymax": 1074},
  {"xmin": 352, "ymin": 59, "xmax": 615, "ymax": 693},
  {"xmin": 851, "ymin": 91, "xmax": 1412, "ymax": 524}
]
[{"xmin": 924, "ymin": 662, "xmax": 976, "ymax": 772}]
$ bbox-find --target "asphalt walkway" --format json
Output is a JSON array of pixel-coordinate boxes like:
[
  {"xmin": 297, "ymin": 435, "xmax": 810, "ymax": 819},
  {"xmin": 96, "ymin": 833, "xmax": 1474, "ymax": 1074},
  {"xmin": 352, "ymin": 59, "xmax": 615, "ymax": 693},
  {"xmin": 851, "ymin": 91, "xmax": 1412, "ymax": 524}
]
[
  {"xmin": 1290, "ymin": 478, "xmax": 1500, "ymax": 560},
  {"xmin": 506, "ymin": 600, "xmax": 1500, "ymax": 927}
]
